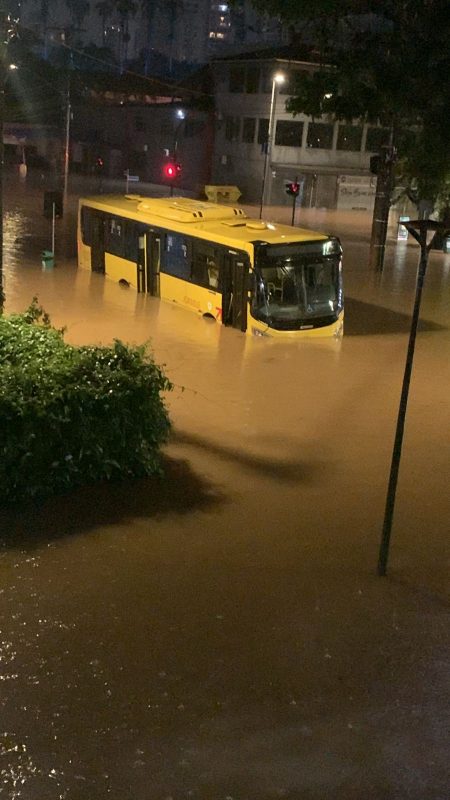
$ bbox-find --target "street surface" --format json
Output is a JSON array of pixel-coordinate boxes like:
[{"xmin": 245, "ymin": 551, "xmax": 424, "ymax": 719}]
[{"xmin": 1, "ymin": 171, "xmax": 449, "ymax": 799}]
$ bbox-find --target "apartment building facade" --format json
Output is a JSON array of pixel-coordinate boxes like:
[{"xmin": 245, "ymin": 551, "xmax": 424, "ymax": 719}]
[
  {"xmin": 212, "ymin": 51, "xmax": 391, "ymax": 209},
  {"xmin": 17, "ymin": 0, "xmax": 286, "ymax": 69}
]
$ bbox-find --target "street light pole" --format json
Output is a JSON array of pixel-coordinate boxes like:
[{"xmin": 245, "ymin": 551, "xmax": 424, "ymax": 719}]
[
  {"xmin": 259, "ymin": 72, "xmax": 284, "ymax": 219},
  {"xmin": 170, "ymin": 108, "xmax": 185, "ymax": 198}
]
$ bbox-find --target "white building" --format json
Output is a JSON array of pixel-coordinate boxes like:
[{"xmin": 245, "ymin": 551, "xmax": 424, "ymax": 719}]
[{"xmin": 212, "ymin": 50, "xmax": 390, "ymax": 208}]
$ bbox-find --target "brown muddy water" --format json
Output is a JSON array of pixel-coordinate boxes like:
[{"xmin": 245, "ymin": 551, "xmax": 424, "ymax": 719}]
[{"xmin": 0, "ymin": 174, "xmax": 449, "ymax": 799}]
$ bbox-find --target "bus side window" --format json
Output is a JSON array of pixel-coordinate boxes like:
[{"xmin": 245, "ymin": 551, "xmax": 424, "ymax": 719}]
[
  {"xmin": 162, "ymin": 232, "xmax": 191, "ymax": 279},
  {"xmin": 192, "ymin": 241, "xmax": 220, "ymax": 289},
  {"xmin": 123, "ymin": 222, "xmax": 139, "ymax": 262},
  {"xmin": 207, "ymin": 257, "xmax": 219, "ymax": 289},
  {"xmin": 81, "ymin": 207, "xmax": 92, "ymax": 246},
  {"xmin": 105, "ymin": 215, "xmax": 125, "ymax": 258}
]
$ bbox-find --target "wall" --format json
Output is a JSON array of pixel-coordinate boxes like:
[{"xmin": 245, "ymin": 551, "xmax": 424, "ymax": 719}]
[{"xmin": 71, "ymin": 103, "xmax": 214, "ymax": 194}]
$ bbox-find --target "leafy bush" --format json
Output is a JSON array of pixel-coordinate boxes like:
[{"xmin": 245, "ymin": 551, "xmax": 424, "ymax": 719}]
[{"xmin": 0, "ymin": 300, "xmax": 172, "ymax": 504}]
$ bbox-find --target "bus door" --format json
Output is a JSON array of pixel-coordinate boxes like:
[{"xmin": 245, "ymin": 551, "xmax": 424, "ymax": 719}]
[
  {"xmin": 137, "ymin": 230, "xmax": 161, "ymax": 295},
  {"xmin": 222, "ymin": 251, "xmax": 248, "ymax": 332},
  {"xmin": 91, "ymin": 213, "xmax": 105, "ymax": 274}
]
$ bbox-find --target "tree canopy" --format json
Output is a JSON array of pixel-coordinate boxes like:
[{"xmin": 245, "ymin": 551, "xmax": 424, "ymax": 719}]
[{"xmin": 249, "ymin": 0, "xmax": 450, "ymax": 206}]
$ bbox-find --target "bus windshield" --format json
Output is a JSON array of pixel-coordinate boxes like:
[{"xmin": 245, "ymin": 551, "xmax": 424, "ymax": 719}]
[{"xmin": 252, "ymin": 238, "xmax": 343, "ymax": 330}]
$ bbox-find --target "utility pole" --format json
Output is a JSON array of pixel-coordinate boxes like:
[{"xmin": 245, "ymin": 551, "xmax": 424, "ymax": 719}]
[
  {"xmin": 62, "ymin": 51, "xmax": 73, "ymax": 213},
  {"xmin": 368, "ymin": 132, "xmax": 396, "ymax": 272},
  {"xmin": 63, "ymin": 74, "xmax": 71, "ymax": 210}
]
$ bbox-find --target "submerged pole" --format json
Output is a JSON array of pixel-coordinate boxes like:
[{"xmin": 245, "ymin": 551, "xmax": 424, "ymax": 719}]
[{"xmin": 377, "ymin": 221, "xmax": 440, "ymax": 575}]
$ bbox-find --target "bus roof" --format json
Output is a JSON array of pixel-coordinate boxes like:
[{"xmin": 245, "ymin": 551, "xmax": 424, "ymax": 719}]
[{"xmin": 79, "ymin": 195, "xmax": 329, "ymax": 249}]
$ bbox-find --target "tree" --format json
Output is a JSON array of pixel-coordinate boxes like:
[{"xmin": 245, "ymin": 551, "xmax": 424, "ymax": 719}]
[{"xmin": 247, "ymin": 0, "xmax": 450, "ymax": 267}]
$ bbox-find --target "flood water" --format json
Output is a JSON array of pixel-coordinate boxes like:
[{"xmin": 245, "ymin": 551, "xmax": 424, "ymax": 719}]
[{"xmin": 1, "ymin": 174, "xmax": 449, "ymax": 799}]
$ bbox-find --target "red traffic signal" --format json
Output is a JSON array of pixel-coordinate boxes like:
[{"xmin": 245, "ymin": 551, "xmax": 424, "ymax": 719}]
[
  {"xmin": 164, "ymin": 161, "xmax": 182, "ymax": 180},
  {"xmin": 285, "ymin": 181, "xmax": 300, "ymax": 197}
]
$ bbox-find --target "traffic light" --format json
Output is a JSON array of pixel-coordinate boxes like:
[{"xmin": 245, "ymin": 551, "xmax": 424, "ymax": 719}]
[
  {"xmin": 93, "ymin": 156, "xmax": 105, "ymax": 177},
  {"xmin": 164, "ymin": 161, "xmax": 182, "ymax": 179},
  {"xmin": 285, "ymin": 181, "xmax": 300, "ymax": 197}
]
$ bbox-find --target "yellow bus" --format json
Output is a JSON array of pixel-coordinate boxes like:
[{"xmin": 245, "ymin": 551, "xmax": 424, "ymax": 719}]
[{"xmin": 78, "ymin": 195, "xmax": 343, "ymax": 338}]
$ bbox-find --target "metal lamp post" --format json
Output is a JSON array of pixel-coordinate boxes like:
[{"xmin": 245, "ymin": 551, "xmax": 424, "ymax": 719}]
[
  {"xmin": 173, "ymin": 108, "xmax": 185, "ymax": 157},
  {"xmin": 259, "ymin": 72, "xmax": 284, "ymax": 219},
  {"xmin": 377, "ymin": 219, "xmax": 449, "ymax": 576},
  {"xmin": 170, "ymin": 108, "xmax": 185, "ymax": 197}
]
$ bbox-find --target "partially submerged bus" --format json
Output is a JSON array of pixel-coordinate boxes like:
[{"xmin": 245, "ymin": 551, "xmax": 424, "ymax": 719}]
[{"xmin": 78, "ymin": 195, "xmax": 343, "ymax": 338}]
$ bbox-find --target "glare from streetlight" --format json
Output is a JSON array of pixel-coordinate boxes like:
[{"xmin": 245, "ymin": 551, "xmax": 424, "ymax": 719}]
[
  {"xmin": 9, "ymin": 63, "xmax": 18, "ymax": 70},
  {"xmin": 274, "ymin": 73, "xmax": 285, "ymax": 84},
  {"xmin": 176, "ymin": 109, "xmax": 185, "ymax": 120}
]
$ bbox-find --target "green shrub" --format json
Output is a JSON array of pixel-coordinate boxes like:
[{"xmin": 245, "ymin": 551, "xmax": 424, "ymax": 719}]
[{"xmin": 0, "ymin": 300, "xmax": 172, "ymax": 504}]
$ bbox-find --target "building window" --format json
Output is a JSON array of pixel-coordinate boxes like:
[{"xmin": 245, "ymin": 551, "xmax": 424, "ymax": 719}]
[
  {"xmin": 134, "ymin": 115, "xmax": 145, "ymax": 132},
  {"xmin": 229, "ymin": 65, "xmax": 245, "ymax": 93},
  {"xmin": 184, "ymin": 119, "xmax": 205, "ymax": 138},
  {"xmin": 242, "ymin": 117, "xmax": 256, "ymax": 143},
  {"xmin": 366, "ymin": 127, "xmax": 391, "ymax": 152},
  {"xmin": 257, "ymin": 118, "xmax": 269, "ymax": 146},
  {"xmin": 279, "ymin": 72, "xmax": 293, "ymax": 95},
  {"xmin": 245, "ymin": 65, "xmax": 260, "ymax": 93},
  {"xmin": 306, "ymin": 122, "xmax": 334, "ymax": 149},
  {"xmin": 261, "ymin": 67, "xmax": 273, "ymax": 93},
  {"xmin": 225, "ymin": 116, "xmax": 240, "ymax": 142},
  {"xmin": 229, "ymin": 64, "xmax": 260, "ymax": 93},
  {"xmin": 275, "ymin": 120, "xmax": 303, "ymax": 147},
  {"xmin": 336, "ymin": 125, "xmax": 363, "ymax": 151}
]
